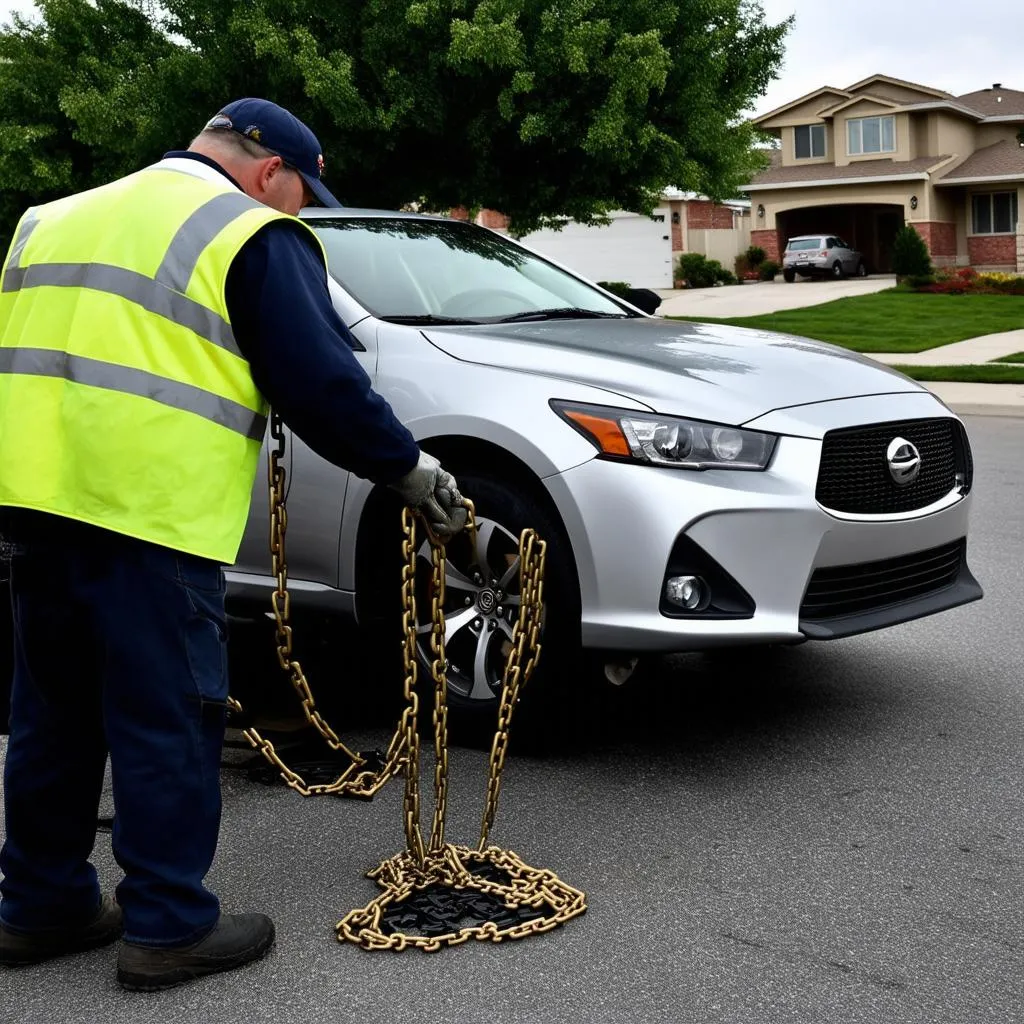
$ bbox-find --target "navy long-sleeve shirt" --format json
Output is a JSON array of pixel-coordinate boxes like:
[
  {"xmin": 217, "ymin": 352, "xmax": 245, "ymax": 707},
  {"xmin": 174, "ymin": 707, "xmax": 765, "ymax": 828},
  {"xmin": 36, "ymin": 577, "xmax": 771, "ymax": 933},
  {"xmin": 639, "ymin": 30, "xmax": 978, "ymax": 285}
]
[{"xmin": 167, "ymin": 151, "xmax": 420, "ymax": 485}]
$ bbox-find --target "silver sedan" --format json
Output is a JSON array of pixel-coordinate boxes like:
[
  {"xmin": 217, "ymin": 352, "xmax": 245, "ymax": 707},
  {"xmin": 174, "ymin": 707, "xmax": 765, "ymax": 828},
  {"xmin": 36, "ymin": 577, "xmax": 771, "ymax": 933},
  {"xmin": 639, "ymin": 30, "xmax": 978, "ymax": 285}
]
[{"xmin": 227, "ymin": 209, "xmax": 981, "ymax": 719}]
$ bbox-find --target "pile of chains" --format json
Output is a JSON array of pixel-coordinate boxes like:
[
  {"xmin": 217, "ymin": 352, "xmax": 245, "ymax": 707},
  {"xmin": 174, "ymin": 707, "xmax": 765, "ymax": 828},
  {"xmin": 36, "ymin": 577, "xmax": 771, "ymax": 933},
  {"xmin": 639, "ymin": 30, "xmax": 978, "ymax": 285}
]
[{"xmin": 228, "ymin": 413, "xmax": 586, "ymax": 951}]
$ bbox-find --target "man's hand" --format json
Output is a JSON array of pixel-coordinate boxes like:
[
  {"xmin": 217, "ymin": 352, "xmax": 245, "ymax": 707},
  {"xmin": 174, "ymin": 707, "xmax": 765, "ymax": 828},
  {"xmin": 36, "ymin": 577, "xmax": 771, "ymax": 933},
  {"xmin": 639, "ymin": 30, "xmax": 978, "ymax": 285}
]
[{"xmin": 389, "ymin": 452, "xmax": 468, "ymax": 541}]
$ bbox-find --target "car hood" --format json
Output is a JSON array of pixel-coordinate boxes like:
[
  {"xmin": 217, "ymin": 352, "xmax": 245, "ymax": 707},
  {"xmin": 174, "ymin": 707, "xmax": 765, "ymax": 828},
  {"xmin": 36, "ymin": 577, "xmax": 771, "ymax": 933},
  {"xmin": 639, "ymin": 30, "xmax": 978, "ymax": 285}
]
[{"xmin": 421, "ymin": 317, "xmax": 922, "ymax": 425}]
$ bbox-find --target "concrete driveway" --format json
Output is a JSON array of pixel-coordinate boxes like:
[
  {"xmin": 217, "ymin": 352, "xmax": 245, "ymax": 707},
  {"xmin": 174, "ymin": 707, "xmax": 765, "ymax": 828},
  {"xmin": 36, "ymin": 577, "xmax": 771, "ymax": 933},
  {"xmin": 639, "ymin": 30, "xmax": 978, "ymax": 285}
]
[{"xmin": 656, "ymin": 274, "xmax": 896, "ymax": 319}]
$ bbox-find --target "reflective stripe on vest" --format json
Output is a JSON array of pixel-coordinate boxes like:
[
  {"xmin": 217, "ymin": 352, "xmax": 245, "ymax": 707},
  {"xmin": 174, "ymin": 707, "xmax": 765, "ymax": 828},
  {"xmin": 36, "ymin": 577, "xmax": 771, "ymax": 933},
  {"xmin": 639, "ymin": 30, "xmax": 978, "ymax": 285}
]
[{"xmin": 0, "ymin": 347, "xmax": 267, "ymax": 441}]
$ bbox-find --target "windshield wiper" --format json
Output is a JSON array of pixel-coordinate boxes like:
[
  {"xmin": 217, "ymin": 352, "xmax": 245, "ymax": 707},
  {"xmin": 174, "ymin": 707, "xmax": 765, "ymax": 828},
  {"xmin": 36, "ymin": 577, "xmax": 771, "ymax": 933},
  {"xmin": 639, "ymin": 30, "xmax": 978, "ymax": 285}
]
[
  {"xmin": 496, "ymin": 307, "xmax": 631, "ymax": 323},
  {"xmin": 379, "ymin": 314, "xmax": 483, "ymax": 325}
]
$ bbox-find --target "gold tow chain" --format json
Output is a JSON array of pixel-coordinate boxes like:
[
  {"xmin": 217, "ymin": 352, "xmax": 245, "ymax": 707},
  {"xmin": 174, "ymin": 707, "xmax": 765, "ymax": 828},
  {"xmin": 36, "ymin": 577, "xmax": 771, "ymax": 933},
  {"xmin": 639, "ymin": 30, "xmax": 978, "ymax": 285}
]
[
  {"xmin": 231, "ymin": 411, "xmax": 587, "ymax": 951},
  {"xmin": 227, "ymin": 414, "xmax": 408, "ymax": 798}
]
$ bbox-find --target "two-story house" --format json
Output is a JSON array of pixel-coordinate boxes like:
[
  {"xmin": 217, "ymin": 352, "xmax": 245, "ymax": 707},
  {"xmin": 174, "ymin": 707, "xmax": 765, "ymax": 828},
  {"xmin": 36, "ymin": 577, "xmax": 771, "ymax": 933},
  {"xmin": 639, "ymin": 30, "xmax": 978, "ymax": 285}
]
[{"xmin": 745, "ymin": 75, "xmax": 1024, "ymax": 273}]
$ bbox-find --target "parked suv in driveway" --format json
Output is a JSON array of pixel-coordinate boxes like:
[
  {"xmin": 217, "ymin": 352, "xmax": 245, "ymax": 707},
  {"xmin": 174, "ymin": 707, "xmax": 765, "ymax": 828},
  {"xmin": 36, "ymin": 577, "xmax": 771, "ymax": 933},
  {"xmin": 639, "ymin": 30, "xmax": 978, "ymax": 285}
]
[{"xmin": 783, "ymin": 235, "xmax": 867, "ymax": 282}]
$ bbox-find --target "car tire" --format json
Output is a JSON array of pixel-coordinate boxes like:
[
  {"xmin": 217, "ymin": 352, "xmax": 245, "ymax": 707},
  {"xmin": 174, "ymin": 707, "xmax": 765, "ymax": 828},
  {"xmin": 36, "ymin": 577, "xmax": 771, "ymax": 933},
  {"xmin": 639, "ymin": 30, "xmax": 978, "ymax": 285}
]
[
  {"xmin": 856, "ymin": 261, "xmax": 868, "ymax": 277},
  {"xmin": 358, "ymin": 470, "xmax": 582, "ymax": 749},
  {"xmin": 424, "ymin": 472, "xmax": 582, "ymax": 746},
  {"xmin": 783, "ymin": 269, "xmax": 796, "ymax": 283},
  {"xmin": 831, "ymin": 261, "xmax": 844, "ymax": 280}
]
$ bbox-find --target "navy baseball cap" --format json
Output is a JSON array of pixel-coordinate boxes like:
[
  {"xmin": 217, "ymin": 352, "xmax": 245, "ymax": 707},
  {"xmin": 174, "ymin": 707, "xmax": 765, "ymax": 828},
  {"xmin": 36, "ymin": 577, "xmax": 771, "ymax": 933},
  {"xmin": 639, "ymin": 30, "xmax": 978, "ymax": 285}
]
[{"xmin": 204, "ymin": 97, "xmax": 342, "ymax": 207}]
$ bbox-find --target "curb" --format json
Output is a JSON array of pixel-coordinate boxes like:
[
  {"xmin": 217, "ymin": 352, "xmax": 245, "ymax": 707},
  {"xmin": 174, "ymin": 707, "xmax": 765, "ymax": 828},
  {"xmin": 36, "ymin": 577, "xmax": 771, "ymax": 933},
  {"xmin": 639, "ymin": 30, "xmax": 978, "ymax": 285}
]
[
  {"xmin": 922, "ymin": 382, "xmax": 1024, "ymax": 419},
  {"xmin": 941, "ymin": 402, "xmax": 1024, "ymax": 419}
]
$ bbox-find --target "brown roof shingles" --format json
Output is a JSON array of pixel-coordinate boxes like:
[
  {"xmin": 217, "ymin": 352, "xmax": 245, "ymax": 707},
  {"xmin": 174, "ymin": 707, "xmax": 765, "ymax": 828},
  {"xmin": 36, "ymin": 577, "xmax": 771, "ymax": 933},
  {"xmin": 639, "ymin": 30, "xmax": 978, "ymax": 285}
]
[
  {"xmin": 748, "ymin": 155, "xmax": 950, "ymax": 187},
  {"xmin": 956, "ymin": 87, "xmax": 1024, "ymax": 116},
  {"xmin": 938, "ymin": 140, "xmax": 1024, "ymax": 182}
]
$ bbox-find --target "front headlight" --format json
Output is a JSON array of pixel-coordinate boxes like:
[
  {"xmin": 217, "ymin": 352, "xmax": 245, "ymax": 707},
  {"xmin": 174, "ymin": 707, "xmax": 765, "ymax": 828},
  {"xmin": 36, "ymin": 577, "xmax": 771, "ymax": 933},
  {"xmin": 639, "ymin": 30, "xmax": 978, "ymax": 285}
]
[{"xmin": 551, "ymin": 401, "xmax": 777, "ymax": 470}]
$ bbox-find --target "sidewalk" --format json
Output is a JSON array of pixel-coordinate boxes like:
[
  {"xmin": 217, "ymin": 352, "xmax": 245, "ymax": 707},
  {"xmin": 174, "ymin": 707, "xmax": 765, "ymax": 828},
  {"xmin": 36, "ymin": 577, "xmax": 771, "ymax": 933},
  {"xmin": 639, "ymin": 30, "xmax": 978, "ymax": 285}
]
[
  {"xmin": 869, "ymin": 329, "xmax": 1024, "ymax": 366},
  {"xmin": 865, "ymin": 329, "xmax": 1024, "ymax": 417}
]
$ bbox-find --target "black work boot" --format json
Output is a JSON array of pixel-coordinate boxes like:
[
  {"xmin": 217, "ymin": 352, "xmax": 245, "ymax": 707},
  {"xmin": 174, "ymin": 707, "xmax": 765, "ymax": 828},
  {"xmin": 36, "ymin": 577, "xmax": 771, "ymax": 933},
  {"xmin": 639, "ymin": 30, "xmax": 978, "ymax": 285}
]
[
  {"xmin": 117, "ymin": 913, "xmax": 275, "ymax": 992},
  {"xmin": 0, "ymin": 896, "xmax": 124, "ymax": 967}
]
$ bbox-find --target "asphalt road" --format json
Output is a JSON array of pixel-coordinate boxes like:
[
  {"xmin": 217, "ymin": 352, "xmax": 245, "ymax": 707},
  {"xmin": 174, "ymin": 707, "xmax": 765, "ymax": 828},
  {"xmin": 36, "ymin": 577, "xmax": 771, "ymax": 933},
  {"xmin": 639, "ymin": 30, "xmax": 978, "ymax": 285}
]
[{"xmin": 2, "ymin": 415, "xmax": 1022, "ymax": 1024}]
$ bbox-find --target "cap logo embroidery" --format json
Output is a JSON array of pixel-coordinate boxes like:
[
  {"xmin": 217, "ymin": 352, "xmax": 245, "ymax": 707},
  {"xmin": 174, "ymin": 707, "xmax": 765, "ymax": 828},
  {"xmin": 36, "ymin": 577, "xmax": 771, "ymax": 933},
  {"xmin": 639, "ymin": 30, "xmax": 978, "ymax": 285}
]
[
  {"xmin": 317, "ymin": 154, "xmax": 325, "ymax": 177},
  {"xmin": 242, "ymin": 125, "xmax": 263, "ymax": 142}
]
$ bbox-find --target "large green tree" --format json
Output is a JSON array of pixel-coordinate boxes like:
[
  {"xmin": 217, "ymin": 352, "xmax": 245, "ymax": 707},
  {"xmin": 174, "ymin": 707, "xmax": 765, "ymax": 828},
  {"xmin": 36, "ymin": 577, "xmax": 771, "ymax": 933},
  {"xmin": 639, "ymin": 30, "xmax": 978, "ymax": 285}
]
[{"xmin": 0, "ymin": 0, "xmax": 789, "ymax": 244}]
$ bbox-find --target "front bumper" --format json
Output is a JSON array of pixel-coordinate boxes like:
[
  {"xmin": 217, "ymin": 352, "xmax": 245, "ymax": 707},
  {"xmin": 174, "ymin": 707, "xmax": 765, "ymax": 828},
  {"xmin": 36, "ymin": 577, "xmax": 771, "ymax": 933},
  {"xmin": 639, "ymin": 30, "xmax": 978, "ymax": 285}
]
[{"xmin": 546, "ymin": 419, "xmax": 979, "ymax": 653}]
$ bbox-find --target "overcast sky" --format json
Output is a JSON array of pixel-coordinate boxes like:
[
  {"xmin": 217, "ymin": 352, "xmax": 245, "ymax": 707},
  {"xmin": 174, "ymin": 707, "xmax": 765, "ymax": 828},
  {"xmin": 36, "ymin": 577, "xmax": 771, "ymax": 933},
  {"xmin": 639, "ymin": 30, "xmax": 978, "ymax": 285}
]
[
  {"xmin": 753, "ymin": 0, "xmax": 1022, "ymax": 115},
  {"xmin": 0, "ymin": 0, "xmax": 1019, "ymax": 118}
]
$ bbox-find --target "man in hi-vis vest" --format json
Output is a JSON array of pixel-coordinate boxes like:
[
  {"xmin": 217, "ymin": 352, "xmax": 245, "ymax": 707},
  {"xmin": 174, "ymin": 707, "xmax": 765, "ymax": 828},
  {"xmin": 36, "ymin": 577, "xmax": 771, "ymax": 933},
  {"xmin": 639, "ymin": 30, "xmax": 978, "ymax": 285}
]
[{"xmin": 0, "ymin": 98, "xmax": 467, "ymax": 990}]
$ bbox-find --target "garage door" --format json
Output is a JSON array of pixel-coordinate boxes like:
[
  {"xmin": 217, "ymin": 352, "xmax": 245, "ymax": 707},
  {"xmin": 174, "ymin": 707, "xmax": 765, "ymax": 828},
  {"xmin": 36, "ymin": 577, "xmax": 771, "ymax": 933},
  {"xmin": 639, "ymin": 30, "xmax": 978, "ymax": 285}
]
[{"xmin": 502, "ymin": 209, "xmax": 673, "ymax": 289}]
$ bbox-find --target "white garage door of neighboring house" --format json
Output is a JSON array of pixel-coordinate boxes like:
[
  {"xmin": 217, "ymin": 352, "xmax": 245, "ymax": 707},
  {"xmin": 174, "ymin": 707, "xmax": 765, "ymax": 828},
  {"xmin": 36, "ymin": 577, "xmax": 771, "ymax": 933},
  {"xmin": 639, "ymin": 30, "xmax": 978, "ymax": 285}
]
[{"xmin": 501, "ymin": 209, "xmax": 673, "ymax": 289}]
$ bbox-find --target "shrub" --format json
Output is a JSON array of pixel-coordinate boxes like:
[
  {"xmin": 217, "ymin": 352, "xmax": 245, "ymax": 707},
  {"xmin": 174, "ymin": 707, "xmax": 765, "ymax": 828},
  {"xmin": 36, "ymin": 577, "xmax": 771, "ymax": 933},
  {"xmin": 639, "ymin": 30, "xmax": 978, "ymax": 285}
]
[
  {"xmin": 758, "ymin": 259, "xmax": 780, "ymax": 281},
  {"xmin": 708, "ymin": 259, "xmax": 731, "ymax": 284},
  {"xmin": 744, "ymin": 245, "xmax": 766, "ymax": 267},
  {"xmin": 891, "ymin": 225, "xmax": 932, "ymax": 278},
  {"xmin": 596, "ymin": 280, "xmax": 633, "ymax": 299},
  {"xmin": 677, "ymin": 252, "xmax": 716, "ymax": 288}
]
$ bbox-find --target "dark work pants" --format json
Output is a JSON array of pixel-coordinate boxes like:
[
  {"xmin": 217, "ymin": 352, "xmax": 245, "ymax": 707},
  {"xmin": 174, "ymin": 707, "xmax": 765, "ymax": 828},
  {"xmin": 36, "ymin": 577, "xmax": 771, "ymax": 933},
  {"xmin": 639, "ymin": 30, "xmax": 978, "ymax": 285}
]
[{"xmin": 0, "ymin": 518, "xmax": 228, "ymax": 946}]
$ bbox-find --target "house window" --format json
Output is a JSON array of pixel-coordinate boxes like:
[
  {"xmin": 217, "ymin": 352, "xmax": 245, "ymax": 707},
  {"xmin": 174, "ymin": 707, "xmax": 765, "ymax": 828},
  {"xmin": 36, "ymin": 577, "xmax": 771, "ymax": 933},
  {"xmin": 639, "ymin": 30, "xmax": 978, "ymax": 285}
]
[
  {"xmin": 972, "ymin": 191, "xmax": 1019, "ymax": 234},
  {"xmin": 847, "ymin": 116, "xmax": 896, "ymax": 155},
  {"xmin": 794, "ymin": 124, "xmax": 826, "ymax": 159}
]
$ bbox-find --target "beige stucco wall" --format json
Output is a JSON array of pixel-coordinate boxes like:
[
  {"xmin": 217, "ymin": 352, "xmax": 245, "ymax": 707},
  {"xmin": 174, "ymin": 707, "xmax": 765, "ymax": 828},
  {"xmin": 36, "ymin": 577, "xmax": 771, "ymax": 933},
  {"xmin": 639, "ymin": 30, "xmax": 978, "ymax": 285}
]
[
  {"xmin": 928, "ymin": 113, "xmax": 977, "ymax": 161},
  {"xmin": 976, "ymin": 123, "xmax": 1023, "ymax": 148},
  {"xmin": 688, "ymin": 224, "xmax": 752, "ymax": 266},
  {"xmin": 930, "ymin": 186, "xmax": 961, "ymax": 223},
  {"xmin": 862, "ymin": 82, "xmax": 945, "ymax": 105},
  {"xmin": 910, "ymin": 116, "xmax": 930, "ymax": 160},
  {"xmin": 758, "ymin": 92, "xmax": 848, "ymax": 131}
]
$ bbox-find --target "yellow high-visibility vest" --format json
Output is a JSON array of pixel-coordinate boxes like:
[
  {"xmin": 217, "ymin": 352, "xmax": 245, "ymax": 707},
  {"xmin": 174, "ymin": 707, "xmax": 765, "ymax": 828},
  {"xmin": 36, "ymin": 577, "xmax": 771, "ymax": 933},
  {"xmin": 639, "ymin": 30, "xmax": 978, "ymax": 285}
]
[{"xmin": 0, "ymin": 158, "xmax": 326, "ymax": 563}]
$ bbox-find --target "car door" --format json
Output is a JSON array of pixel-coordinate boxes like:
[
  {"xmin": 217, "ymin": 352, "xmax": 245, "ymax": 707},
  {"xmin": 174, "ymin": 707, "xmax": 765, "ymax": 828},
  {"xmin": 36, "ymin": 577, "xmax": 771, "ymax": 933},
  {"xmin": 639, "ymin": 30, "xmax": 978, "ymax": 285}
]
[
  {"xmin": 229, "ymin": 281, "xmax": 378, "ymax": 592},
  {"xmin": 837, "ymin": 239, "xmax": 856, "ymax": 273}
]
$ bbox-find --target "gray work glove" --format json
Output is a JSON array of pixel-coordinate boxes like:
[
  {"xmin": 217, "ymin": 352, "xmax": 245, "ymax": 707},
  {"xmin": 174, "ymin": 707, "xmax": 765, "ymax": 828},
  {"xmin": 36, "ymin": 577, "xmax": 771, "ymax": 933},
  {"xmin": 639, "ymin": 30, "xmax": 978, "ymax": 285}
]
[{"xmin": 389, "ymin": 451, "xmax": 468, "ymax": 541}]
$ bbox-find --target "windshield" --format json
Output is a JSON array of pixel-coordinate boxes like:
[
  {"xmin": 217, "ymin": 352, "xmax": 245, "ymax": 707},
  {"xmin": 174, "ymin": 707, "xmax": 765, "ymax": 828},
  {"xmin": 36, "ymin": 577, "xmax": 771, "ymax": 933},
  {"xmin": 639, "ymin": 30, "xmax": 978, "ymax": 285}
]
[
  {"xmin": 786, "ymin": 239, "xmax": 824, "ymax": 251},
  {"xmin": 309, "ymin": 217, "xmax": 632, "ymax": 322}
]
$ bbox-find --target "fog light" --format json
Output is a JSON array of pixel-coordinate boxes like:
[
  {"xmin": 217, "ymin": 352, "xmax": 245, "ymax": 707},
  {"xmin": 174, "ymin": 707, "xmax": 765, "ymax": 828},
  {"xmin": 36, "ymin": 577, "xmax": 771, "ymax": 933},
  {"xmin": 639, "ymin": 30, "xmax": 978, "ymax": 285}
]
[{"xmin": 664, "ymin": 575, "xmax": 707, "ymax": 610}]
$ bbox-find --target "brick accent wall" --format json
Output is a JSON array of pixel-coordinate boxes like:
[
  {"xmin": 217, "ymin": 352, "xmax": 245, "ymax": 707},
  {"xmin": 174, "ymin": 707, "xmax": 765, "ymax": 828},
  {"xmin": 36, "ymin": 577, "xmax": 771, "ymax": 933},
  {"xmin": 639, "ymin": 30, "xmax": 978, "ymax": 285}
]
[
  {"xmin": 967, "ymin": 235, "xmax": 1017, "ymax": 267},
  {"xmin": 449, "ymin": 206, "xmax": 471, "ymax": 221},
  {"xmin": 688, "ymin": 200, "xmax": 735, "ymax": 230},
  {"xmin": 750, "ymin": 229, "xmax": 781, "ymax": 263},
  {"xmin": 914, "ymin": 222, "xmax": 957, "ymax": 258},
  {"xmin": 478, "ymin": 209, "xmax": 511, "ymax": 229}
]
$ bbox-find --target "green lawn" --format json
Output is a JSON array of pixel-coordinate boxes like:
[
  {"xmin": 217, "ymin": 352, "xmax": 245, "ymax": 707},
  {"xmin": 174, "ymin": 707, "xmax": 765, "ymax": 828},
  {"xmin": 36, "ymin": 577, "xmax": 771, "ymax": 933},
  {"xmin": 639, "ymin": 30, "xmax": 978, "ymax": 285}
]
[
  {"xmin": 891, "ymin": 364, "xmax": 1024, "ymax": 384},
  {"xmin": 998, "ymin": 351, "xmax": 1024, "ymax": 363},
  {"xmin": 668, "ymin": 290, "xmax": 1024, "ymax": 352}
]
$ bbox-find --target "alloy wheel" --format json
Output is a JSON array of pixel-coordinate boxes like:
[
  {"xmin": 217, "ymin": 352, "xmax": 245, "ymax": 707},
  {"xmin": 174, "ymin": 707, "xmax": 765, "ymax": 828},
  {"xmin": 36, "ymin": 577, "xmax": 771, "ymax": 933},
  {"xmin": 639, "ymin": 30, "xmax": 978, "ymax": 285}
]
[{"xmin": 414, "ymin": 516, "xmax": 529, "ymax": 703}]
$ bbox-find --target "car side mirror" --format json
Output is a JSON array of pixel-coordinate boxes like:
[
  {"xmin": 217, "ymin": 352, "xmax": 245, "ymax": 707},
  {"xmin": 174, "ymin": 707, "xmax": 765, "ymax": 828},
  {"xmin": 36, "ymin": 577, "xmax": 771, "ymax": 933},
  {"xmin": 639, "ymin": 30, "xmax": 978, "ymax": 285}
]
[{"xmin": 625, "ymin": 288, "xmax": 662, "ymax": 315}]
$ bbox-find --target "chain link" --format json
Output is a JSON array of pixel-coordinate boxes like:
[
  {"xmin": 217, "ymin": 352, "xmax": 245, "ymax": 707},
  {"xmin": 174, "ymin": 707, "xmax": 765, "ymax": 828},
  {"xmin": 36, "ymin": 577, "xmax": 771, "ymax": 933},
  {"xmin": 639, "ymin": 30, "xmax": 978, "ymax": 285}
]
[
  {"xmin": 228, "ymin": 414, "xmax": 409, "ymax": 798},
  {"xmin": 232, "ymin": 411, "xmax": 586, "ymax": 948}
]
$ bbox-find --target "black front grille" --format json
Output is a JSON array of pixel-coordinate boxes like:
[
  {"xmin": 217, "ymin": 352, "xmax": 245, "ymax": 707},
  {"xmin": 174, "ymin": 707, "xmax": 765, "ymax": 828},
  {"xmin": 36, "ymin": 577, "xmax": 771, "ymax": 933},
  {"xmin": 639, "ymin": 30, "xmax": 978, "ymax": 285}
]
[
  {"xmin": 816, "ymin": 418, "xmax": 968, "ymax": 514},
  {"xmin": 800, "ymin": 540, "xmax": 964, "ymax": 621}
]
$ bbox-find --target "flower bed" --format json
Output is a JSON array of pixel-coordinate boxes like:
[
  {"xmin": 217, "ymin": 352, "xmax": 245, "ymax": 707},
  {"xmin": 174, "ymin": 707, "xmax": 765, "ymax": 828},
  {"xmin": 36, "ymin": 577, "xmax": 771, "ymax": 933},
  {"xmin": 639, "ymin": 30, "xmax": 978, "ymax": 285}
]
[{"xmin": 907, "ymin": 267, "xmax": 1024, "ymax": 295}]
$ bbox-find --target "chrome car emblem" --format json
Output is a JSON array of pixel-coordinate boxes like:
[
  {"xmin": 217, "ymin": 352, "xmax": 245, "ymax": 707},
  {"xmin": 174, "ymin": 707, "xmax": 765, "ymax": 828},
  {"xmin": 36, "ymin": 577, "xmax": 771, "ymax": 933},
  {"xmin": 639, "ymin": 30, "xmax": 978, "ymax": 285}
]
[
  {"xmin": 887, "ymin": 437, "xmax": 921, "ymax": 486},
  {"xmin": 477, "ymin": 589, "xmax": 497, "ymax": 614}
]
